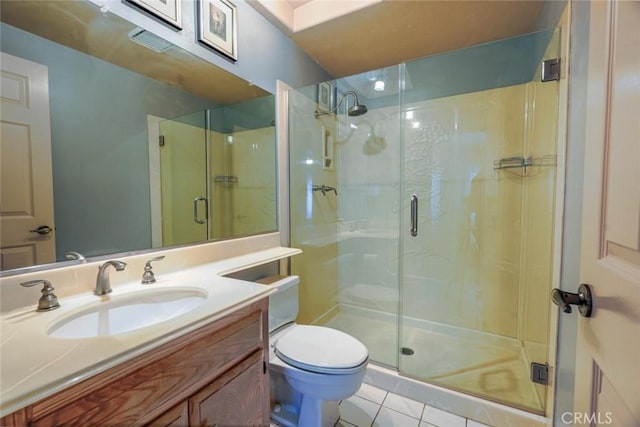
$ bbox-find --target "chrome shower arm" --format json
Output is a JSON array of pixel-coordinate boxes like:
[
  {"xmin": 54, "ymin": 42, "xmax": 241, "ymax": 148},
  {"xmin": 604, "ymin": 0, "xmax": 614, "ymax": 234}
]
[{"xmin": 314, "ymin": 91, "xmax": 362, "ymax": 118}]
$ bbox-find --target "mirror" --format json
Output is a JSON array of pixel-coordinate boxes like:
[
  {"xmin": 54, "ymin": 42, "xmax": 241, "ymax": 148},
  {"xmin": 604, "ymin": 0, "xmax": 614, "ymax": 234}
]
[{"xmin": 0, "ymin": 1, "xmax": 277, "ymax": 274}]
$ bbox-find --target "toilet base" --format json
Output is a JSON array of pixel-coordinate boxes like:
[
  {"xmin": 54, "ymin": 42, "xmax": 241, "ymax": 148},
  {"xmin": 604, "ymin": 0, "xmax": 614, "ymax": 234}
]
[
  {"xmin": 271, "ymin": 399, "xmax": 339, "ymax": 427},
  {"xmin": 271, "ymin": 404, "xmax": 298, "ymax": 427},
  {"xmin": 299, "ymin": 395, "xmax": 339, "ymax": 427}
]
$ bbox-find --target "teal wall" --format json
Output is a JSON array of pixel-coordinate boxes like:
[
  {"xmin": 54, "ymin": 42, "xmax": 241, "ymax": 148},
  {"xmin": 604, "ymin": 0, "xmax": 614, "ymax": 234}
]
[
  {"xmin": 218, "ymin": 95, "xmax": 276, "ymax": 133},
  {"xmin": 1, "ymin": 23, "xmax": 220, "ymax": 259},
  {"xmin": 1, "ymin": 0, "xmax": 331, "ymax": 261},
  {"xmin": 295, "ymin": 29, "xmax": 556, "ymax": 112},
  {"xmin": 167, "ymin": 95, "xmax": 275, "ymax": 133},
  {"xmin": 401, "ymin": 29, "xmax": 555, "ymax": 104}
]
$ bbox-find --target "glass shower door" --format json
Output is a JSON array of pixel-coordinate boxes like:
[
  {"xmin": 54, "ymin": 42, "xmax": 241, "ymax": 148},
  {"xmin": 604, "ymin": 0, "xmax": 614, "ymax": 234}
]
[
  {"xmin": 398, "ymin": 29, "xmax": 561, "ymax": 414},
  {"xmin": 159, "ymin": 111, "xmax": 209, "ymax": 246},
  {"xmin": 288, "ymin": 69, "xmax": 403, "ymax": 368}
]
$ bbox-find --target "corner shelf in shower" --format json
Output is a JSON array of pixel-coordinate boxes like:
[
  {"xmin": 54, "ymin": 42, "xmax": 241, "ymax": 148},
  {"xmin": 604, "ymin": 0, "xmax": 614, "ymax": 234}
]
[{"xmin": 493, "ymin": 155, "xmax": 557, "ymax": 175}]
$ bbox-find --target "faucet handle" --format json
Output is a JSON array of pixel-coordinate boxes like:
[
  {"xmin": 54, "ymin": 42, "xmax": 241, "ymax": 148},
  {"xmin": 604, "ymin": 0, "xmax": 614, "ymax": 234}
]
[
  {"xmin": 20, "ymin": 279, "xmax": 60, "ymax": 311},
  {"xmin": 142, "ymin": 256, "xmax": 165, "ymax": 284}
]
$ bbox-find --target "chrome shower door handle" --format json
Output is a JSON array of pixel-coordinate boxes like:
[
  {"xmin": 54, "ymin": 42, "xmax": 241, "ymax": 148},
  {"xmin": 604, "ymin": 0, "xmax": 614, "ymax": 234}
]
[
  {"xmin": 193, "ymin": 196, "xmax": 209, "ymax": 224},
  {"xmin": 410, "ymin": 194, "xmax": 418, "ymax": 237}
]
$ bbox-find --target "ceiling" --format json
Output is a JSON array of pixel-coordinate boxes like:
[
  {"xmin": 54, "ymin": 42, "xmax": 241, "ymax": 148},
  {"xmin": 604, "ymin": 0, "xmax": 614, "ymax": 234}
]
[
  {"xmin": 2, "ymin": 0, "xmax": 547, "ymax": 100},
  {"xmin": 253, "ymin": 0, "xmax": 546, "ymax": 78}
]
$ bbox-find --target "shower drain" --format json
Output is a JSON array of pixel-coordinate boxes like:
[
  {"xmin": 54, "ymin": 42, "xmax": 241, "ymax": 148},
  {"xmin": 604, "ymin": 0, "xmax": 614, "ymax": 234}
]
[{"xmin": 401, "ymin": 347, "xmax": 415, "ymax": 356}]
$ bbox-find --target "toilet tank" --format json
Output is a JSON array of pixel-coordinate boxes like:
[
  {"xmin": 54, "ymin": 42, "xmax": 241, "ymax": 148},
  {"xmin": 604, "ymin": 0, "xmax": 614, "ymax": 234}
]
[{"xmin": 258, "ymin": 275, "xmax": 299, "ymax": 333}]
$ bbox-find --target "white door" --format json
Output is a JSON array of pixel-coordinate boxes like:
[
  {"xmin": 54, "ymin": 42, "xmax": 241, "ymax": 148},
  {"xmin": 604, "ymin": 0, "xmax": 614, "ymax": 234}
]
[
  {"xmin": 573, "ymin": 1, "xmax": 640, "ymax": 425},
  {"xmin": 0, "ymin": 52, "xmax": 56, "ymax": 269}
]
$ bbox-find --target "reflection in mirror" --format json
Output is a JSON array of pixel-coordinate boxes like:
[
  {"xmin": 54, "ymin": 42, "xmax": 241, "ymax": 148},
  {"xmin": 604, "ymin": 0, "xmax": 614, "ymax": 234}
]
[
  {"xmin": 156, "ymin": 106, "xmax": 276, "ymax": 247},
  {"xmin": 0, "ymin": 1, "xmax": 277, "ymax": 274}
]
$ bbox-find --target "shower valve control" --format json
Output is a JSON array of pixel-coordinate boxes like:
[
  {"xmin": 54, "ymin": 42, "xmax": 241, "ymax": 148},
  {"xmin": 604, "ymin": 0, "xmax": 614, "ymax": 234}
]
[{"xmin": 551, "ymin": 284, "xmax": 592, "ymax": 317}]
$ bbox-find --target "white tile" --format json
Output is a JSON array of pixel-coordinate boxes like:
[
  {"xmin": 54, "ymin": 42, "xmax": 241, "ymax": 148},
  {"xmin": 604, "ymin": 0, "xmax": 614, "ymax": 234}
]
[
  {"xmin": 336, "ymin": 420, "xmax": 358, "ymax": 427},
  {"xmin": 339, "ymin": 395, "xmax": 380, "ymax": 427},
  {"xmin": 419, "ymin": 422, "xmax": 438, "ymax": 427},
  {"xmin": 373, "ymin": 408, "xmax": 420, "ymax": 427},
  {"xmin": 356, "ymin": 383, "xmax": 388, "ymax": 405},
  {"xmin": 421, "ymin": 405, "xmax": 466, "ymax": 427},
  {"xmin": 467, "ymin": 420, "xmax": 491, "ymax": 427},
  {"xmin": 383, "ymin": 392, "xmax": 425, "ymax": 419}
]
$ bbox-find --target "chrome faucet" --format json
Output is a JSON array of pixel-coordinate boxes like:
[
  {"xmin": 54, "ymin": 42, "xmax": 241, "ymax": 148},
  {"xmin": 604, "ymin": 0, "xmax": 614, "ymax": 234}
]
[
  {"xmin": 65, "ymin": 251, "xmax": 85, "ymax": 261},
  {"xmin": 95, "ymin": 260, "xmax": 127, "ymax": 295}
]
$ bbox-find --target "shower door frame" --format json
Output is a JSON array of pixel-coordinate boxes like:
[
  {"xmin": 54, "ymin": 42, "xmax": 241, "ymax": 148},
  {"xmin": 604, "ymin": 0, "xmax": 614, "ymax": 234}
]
[{"xmin": 280, "ymin": 18, "xmax": 571, "ymax": 421}]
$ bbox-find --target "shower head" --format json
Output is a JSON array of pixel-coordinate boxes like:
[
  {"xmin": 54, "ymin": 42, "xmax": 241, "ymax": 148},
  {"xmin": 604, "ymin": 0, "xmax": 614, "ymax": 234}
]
[
  {"xmin": 348, "ymin": 102, "xmax": 368, "ymax": 117},
  {"xmin": 314, "ymin": 90, "xmax": 368, "ymax": 119},
  {"xmin": 362, "ymin": 122, "xmax": 386, "ymax": 155}
]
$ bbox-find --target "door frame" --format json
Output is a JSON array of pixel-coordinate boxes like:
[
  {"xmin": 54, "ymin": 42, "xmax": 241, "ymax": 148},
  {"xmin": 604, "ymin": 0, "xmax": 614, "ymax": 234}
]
[
  {"xmin": 545, "ymin": 2, "xmax": 573, "ymax": 423},
  {"xmin": 147, "ymin": 114, "xmax": 166, "ymax": 249}
]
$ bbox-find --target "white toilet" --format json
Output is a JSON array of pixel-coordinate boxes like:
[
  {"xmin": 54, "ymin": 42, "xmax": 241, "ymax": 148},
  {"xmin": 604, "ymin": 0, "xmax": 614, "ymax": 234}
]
[{"xmin": 266, "ymin": 275, "xmax": 368, "ymax": 427}]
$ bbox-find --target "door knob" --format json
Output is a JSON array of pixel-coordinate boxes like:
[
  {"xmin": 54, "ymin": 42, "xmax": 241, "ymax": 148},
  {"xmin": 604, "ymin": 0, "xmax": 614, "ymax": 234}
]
[
  {"xmin": 551, "ymin": 283, "xmax": 592, "ymax": 317},
  {"xmin": 29, "ymin": 225, "xmax": 54, "ymax": 235}
]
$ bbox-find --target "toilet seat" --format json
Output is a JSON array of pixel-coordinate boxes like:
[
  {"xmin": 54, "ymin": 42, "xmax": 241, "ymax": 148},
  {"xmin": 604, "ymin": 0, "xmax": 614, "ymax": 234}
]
[{"xmin": 274, "ymin": 325, "xmax": 368, "ymax": 375}]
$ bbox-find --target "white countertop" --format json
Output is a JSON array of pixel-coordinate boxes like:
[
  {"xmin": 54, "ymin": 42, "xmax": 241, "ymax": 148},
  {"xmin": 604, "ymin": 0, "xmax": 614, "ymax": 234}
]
[{"xmin": 0, "ymin": 246, "xmax": 301, "ymax": 417}]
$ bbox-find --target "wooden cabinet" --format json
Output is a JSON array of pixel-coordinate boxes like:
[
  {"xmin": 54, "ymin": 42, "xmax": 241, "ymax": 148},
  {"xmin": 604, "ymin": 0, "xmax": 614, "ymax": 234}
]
[
  {"xmin": 1, "ymin": 298, "xmax": 270, "ymax": 427},
  {"xmin": 190, "ymin": 357, "xmax": 264, "ymax": 426},
  {"xmin": 148, "ymin": 402, "xmax": 189, "ymax": 426}
]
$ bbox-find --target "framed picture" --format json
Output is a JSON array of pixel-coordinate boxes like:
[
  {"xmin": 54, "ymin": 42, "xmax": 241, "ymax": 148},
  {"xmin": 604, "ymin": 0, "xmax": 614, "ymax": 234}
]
[
  {"xmin": 317, "ymin": 81, "xmax": 334, "ymax": 113},
  {"xmin": 198, "ymin": 0, "xmax": 238, "ymax": 61},
  {"xmin": 125, "ymin": 0, "xmax": 182, "ymax": 29}
]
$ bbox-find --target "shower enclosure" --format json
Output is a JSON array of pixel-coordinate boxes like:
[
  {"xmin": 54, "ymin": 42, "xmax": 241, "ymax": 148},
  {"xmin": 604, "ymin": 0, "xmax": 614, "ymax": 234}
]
[
  {"xmin": 288, "ymin": 29, "xmax": 561, "ymax": 414},
  {"xmin": 155, "ymin": 95, "xmax": 277, "ymax": 246}
]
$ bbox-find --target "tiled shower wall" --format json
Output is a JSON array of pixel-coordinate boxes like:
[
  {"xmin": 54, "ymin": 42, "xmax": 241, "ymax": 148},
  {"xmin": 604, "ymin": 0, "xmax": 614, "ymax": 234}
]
[
  {"xmin": 335, "ymin": 80, "xmax": 557, "ymax": 346},
  {"xmin": 401, "ymin": 84, "xmax": 528, "ymax": 338},
  {"xmin": 230, "ymin": 127, "xmax": 277, "ymax": 236},
  {"xmin": 209, "ymin": 128, "xmax": 277, "ymax": 239}
]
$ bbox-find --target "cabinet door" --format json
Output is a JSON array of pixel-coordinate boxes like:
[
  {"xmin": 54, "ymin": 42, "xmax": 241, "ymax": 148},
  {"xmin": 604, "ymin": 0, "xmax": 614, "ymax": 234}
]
[
  {"xmin": 190, "ymin": 354, "xmax": 265, "ymax": 427},
  {"xmin": 146, "ymin": 401, "xmax": 188, "ymax": 427}
]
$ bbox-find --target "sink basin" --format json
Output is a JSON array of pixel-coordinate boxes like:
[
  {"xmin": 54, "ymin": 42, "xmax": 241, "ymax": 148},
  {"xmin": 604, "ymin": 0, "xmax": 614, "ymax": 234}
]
[{"xmin": 47, "ymin": 288, "xmax": 208, "ymax": 338}]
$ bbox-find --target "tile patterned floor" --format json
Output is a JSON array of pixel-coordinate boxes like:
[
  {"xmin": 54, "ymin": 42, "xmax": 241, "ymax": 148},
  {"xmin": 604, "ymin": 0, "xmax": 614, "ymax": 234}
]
[
  {"xmin": 336, "ymin": 383, "xmax": 491, "ymax": 427},
  {"xmin": 271, "ymin": 383, "xmax": 491, "ymax": 427}
]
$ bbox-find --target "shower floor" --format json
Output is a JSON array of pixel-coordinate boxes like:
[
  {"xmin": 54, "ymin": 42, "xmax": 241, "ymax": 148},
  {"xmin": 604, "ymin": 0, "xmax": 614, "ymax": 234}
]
[{"xmin": 322, "ymin": 305, "xmax": 546, "ymax": 414}]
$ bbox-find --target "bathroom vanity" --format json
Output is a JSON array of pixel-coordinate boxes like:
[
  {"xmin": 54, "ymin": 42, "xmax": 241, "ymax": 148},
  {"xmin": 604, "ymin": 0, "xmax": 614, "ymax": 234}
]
[
  {"xmin": 1, "ymin": 299, "xmax": 268, "ymax": 426},
  {"xmin": 0, "ymin": 235, "xmax": 301, "ymax": 426}
]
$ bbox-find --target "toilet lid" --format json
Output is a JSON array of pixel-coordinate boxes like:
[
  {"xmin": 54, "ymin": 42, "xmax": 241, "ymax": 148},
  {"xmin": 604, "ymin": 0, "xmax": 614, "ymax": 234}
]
[{"xmin": 274, "ymin": 325, "xmax": 368, "ymax": 373}]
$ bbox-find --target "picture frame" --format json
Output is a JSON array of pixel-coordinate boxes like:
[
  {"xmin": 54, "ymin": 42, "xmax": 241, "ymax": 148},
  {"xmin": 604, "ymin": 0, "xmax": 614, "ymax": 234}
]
[
  {"xmin": 198, "ymin": 0, "xmax": 238, "ymax": 61},
  {"xmin": 125, "ymin": 0, "xmax": 182, "ymax": 29},
  {"xmin": 317, "ymin": 81, "xmax": 334, "ymax": 113}
]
